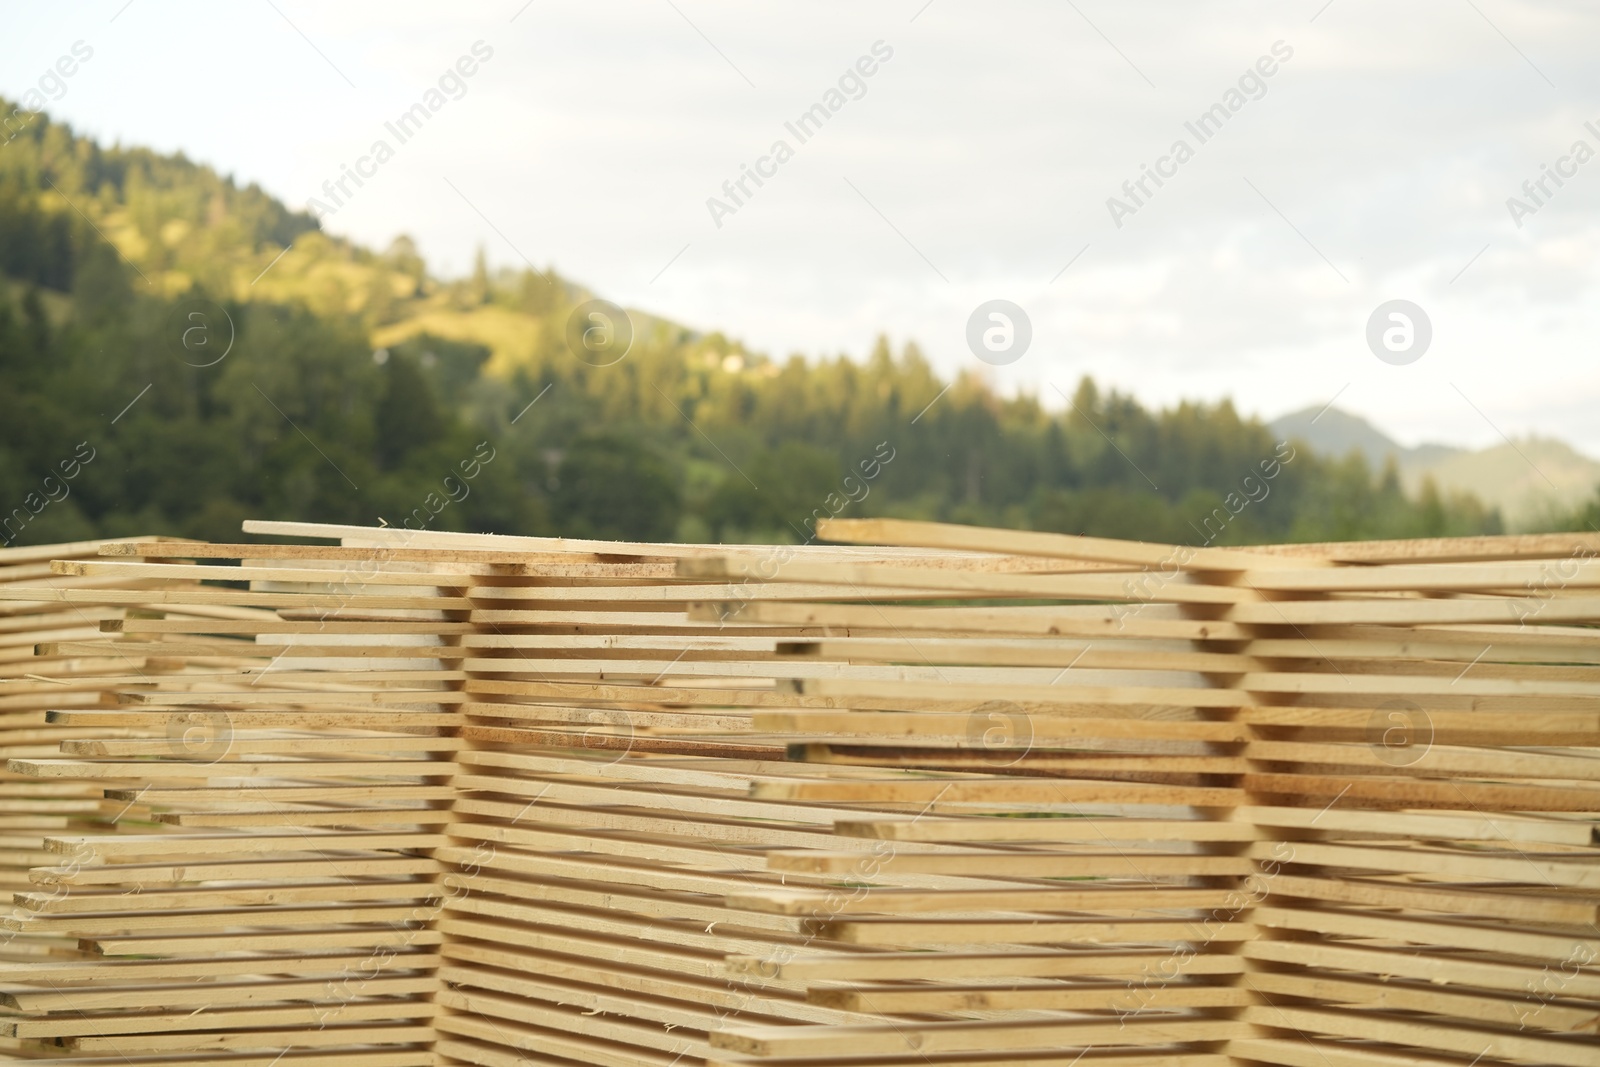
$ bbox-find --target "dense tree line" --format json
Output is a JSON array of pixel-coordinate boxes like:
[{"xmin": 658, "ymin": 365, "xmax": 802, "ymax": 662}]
[{"xmin": 0, "ymin": 101, "xmax": 1511, "ymax": 548}]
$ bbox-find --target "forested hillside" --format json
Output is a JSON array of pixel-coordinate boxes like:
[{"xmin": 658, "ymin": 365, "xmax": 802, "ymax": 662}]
[{"xmin": 0, "ymin": 101, "xmax": 1527, "ymax": 547}]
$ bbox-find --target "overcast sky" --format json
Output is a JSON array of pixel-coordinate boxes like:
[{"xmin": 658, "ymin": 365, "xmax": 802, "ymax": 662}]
[{"xmin": 6, "ymin": 1, "xmax": 1599, "ymax": 454}]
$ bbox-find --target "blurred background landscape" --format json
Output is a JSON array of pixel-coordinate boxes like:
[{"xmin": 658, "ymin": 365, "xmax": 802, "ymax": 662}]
[
  {"xmin": 6, "ymin": 3, "xmax": 1600, "ymax": 551},
  {"xmin": 1, "ymin": 104, "xmax": 1596, "ymax": 547}
]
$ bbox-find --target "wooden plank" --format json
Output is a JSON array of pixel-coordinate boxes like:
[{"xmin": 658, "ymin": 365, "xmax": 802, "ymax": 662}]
[
  {"xmin": 1237, "ymin": 1004, "xmax": 1600, "ymax": 1067},
  {"xmin": 813, "ymin": 517, "xmax": 1310, "ymax": 570},
  {"xmin": 710, "ymin": 1017, "xmax": 1245, "ymax": 1057}
]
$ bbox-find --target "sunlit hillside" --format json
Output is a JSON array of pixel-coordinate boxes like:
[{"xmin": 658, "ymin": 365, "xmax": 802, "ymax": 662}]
[{"xmin": 2, "ymin": 100, "xmax": 1575, "ymax": 548}]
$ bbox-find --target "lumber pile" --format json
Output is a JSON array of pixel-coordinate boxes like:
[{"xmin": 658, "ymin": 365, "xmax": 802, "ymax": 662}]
[
  {"xmin": 0, "ymin": 518, "xmax": 1594, "ymax": 1067},
  {"xmin": 0, "ymin": 537, "xmax": 220, "ymax": 971}
]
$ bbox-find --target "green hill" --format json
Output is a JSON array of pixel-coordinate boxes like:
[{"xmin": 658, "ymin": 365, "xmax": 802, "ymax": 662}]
[
  {"xmin": 0, "ymin": 100, "xmax": 1519, "ymax": 547},
  {"xmin": 1407, "ymin": 437, "xmax": 1600, "ymax": 530},
  {"xmin": 1272, "ymin": 406, "xmax": 1600, "ymax": 529},
  {"xmin": 1269, "ymin": 405, "xmax": 1418, "ymax": 471}
]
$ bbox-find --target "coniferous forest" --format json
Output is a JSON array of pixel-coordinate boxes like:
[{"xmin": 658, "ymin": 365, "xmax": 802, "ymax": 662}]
[{"xmin": 0, "ymin": 102, "xmax": 1549, "ymax": 549}]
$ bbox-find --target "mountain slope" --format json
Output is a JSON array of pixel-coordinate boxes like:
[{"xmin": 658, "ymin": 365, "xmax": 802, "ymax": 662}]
[
  {"xmin": 1272, "ymin": 405, "xmax": 1600, "ymax": 529},
  {"xmin": 1415, "ymin": 437, "xmax": 1600, "ymax": 529},
  {"xmin": 1269, "ymin": 405, "xmax": 1434, "ymax": 471}
]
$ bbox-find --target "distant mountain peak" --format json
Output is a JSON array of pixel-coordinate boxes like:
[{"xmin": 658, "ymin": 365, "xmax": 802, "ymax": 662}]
[
  {"xmin": 1269, "ymin": 405, "xmax": 1434, "ymax": 470},
  {"xmin": 1270, "ymin": 405, "xmax": 1599, "ymax": 528}
]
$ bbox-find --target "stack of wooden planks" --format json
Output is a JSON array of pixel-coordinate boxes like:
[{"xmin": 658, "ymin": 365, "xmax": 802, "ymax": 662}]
[
  {"xmin": 0, "ymin": 518, "xmax": 1594, "ymax": 1067},
  {"xmin": 0, "ymin": 529, "xmax": 454, "ymax": 1067},
  {"xmin": 0, "ymin": 537, "xmax": 211, "ymax": 981}
]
